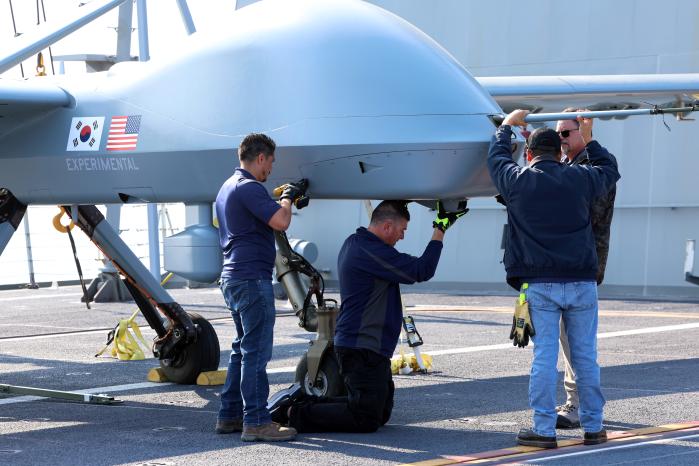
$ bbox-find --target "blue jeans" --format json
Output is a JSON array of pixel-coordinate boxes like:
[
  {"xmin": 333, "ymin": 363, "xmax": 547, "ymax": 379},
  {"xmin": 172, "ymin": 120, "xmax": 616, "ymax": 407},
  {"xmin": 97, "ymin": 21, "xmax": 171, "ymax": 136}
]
[
  {"xmin": 218, "ymin": 278, "xmax": 276, "ymax": 427},
  {"xmin": 526, "ymin": 281, "xmax": 605, "ymax": 437}
]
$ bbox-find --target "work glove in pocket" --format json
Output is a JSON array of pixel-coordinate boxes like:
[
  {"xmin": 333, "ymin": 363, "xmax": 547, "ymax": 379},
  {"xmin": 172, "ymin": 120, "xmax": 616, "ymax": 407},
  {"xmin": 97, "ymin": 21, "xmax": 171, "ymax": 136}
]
[{"xmin": 510, "ymin": 298, "xmax": 535, "ymax": 348}]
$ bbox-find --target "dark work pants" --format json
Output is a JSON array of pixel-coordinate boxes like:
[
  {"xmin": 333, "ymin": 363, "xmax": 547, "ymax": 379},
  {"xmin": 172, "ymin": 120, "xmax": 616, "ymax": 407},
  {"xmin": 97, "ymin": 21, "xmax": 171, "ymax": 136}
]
[{"xmin": 288, "ymin": 346, "xmax": 395, "ymax": 433}]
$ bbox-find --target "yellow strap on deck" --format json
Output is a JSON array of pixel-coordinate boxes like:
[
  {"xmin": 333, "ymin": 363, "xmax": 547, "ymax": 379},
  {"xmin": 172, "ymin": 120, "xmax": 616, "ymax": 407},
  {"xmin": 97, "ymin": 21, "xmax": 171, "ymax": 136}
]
[
  {"xmin": 95, "ymin": 273, "xmax": 174, "ymax": 360},
  {"xmin": 95, "ymin": 310, "xmax": 150, "ymax": 360}
]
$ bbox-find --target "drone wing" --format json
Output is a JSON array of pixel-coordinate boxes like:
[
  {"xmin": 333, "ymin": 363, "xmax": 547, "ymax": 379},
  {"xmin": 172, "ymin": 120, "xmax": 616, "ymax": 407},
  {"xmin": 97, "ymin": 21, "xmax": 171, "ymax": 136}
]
[
  {"xmin": 0, "ymin": 79, "xmax": 72, "ymax": 138},
  {"xmin": 476, "ymin": 73, "xmax": 699, "ymax": 115}
]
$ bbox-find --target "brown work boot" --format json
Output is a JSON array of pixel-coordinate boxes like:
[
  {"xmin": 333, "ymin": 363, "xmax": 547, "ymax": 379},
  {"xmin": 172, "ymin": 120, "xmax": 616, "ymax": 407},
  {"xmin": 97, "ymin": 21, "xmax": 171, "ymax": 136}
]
[
  {"xmin": 584, "ymin": 429, "xmax": 608, "ymax": 445},
  {"xmin": 215, "ymin": 418, "xmax": 243, "ymax": 434},
  {"xmin": 240, "ymin": 422, "xmax": 297, "ymax": 442}
]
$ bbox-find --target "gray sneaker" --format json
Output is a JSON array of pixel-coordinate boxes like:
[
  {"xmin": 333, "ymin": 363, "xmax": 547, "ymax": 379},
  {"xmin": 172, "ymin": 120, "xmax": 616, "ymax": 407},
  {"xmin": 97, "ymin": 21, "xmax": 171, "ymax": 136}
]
[
  {"xmin": 556, "ymin": 403, "xmax": 580, "ymax": 429},
  {"xmin": 241, "ymin": 422, "xmax": 297, "ymax": 442}
]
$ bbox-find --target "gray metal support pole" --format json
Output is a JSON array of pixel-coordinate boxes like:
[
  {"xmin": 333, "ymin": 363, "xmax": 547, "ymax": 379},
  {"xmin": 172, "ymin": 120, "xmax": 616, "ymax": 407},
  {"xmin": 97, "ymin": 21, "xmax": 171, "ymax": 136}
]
[
  {"xmin": 115, "ymin": 0, "xmax": 133, "ymax": 62},
  {"xmin": 100, "ymin": 204, "xmax": 121, "ymax": 273},
  {"xmin": 105, "ymin": 204, "xmax": 121, "ymax": 233},
  {"xmin": 88, "ymin": 216, "xmax": 170, "ymax": 303},
  {"xmin": 362, "ymin": 200, "xmax": 373, "ymax": 221},
  {"xmin": 136, "ymin": 0, "xmax": 150, "ymax": 62},
  {"xmin": 22, "ymin": 210, "xmax": 38, "ymax": 289},
  {"xmin": 685, "ymin": 240, "xmax": 699, "ymax": 286},
  {"xmin": 176, "ymin": 0, "xmax": 196, "ymax": 35},
  {"xmin": 0, "ymin": 0, "xmax": 129, "ymax": 74},
  {"xmin": 135, "ymin": 0, "xmax": 156, "ymax": 279},
  {"xmin": 234, "ymin": 0, "xmax": 258, "ymax": 10},
  {"xmin": 148, "ymin": 204, "xmax": 160, "ymax": 280},
  {"xmin": 507, "ymin": 105, "xmax": 699, "ymax": 124},
  {"xmin": 523, "ymin": 108, "xmax": 664, "ymax": 123},
  {"xmin": 185, "ymin": 203, "xmax": 212, "ymax": 227}
]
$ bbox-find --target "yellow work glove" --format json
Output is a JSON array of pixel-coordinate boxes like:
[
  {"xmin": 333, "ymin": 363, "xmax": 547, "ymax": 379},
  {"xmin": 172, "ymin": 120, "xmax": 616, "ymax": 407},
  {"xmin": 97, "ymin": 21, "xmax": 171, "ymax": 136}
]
[
  {"xmin": 510, "ymin": 283, "xmax": 535, "ymax": 348},
  {"xmin": 272, "ymin": 179, "xmax": 310, "ymax": 209},
  {"xmin": 432, "ymin": 201, "xmax": 469, "ymax": 232}
]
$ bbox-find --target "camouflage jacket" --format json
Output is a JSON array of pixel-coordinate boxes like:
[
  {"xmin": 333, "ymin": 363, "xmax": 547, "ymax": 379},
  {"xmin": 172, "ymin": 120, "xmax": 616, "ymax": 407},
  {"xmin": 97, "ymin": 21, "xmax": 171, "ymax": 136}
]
[{"xmin": 569, "ymin": 148, "xmax": 617, "ymax": 285}]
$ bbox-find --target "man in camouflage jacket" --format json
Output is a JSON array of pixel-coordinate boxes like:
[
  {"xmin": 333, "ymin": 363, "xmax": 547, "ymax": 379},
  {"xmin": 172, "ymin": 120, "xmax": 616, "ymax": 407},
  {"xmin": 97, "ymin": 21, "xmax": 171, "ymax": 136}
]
[{"xmin": 554, "ymin": 109, "xmax": 618, "ymax": 428}]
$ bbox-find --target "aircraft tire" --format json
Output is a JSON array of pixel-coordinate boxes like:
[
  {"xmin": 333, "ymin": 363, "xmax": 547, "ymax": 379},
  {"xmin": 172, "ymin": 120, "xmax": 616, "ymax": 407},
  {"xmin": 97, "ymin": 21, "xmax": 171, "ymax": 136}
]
[
  {"xmin": 159, "ymin": 312, "xmax": 220, "ymax": 384},
  {"xmin": 295, "ymin": 351, "xmax": 346, "ymax": 397}
]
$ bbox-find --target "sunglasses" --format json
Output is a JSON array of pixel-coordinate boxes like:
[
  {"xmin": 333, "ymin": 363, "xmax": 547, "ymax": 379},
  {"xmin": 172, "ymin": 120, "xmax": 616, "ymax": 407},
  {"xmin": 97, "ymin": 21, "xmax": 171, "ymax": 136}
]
[{"xmin": 558, "ymin": 129, "xmax": 579, "ymax": 138}]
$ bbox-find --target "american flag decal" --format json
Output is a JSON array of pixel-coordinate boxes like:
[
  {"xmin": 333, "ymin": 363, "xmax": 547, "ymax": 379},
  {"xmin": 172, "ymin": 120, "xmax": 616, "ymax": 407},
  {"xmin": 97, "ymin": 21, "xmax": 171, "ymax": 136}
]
[{"xmin": 107, "ymin": 115, "xmax": 141, "ymax": 151}]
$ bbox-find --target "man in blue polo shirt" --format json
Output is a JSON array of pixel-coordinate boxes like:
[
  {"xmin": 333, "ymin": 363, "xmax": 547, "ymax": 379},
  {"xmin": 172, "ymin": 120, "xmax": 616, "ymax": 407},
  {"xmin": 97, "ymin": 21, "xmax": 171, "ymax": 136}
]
[
  {"xmin": 280, "ymin": 200, "xmax": 466, "ymax": 433},
  {"xmin": 214, "ymin": 133, "xmax": 307, "ymax": 442}
]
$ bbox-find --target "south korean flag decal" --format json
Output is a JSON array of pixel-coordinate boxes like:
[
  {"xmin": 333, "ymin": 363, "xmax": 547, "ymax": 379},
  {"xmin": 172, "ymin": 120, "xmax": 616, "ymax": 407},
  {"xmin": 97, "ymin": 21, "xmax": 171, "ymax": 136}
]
[{"xmin": 66, "ymin": 117, "xmax": 105, "ymax": 151}]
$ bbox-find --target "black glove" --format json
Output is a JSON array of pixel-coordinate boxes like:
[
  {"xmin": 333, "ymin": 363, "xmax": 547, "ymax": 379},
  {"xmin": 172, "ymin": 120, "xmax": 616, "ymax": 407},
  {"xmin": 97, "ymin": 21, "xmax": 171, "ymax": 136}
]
[
  {"xmin": 495, "ymin": 194, "xmax": 507, "ymax": 206},
  {"xmin": 276, "ymin": 179, "xmax": 310, "ymax": 209},
  {"xmin": 510, "ymin": 291, "xmax": 535, "ymax": 348},
  {"xmin": 432, "ymin": 201, "xmax": 469, "ymax": 232}
]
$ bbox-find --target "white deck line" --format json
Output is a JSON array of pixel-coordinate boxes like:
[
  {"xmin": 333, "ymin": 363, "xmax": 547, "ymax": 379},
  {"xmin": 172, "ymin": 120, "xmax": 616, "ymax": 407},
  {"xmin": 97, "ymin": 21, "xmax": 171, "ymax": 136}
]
[{"xmin": 3, "ymin": 322, "xmax": 699, "ymax": 406}]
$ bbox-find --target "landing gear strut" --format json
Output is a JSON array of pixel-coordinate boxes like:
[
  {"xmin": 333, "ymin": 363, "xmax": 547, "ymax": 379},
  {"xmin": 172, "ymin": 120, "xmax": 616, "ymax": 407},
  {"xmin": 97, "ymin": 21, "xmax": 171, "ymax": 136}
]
[
  {"xmin": 0, "ymin": 189, "xmax": 27, "ymax": 260},
  {"xmin": 63, "ymin": 205, "xmax": 220, "ymax": 384},
  {"xmin": 274, "ymin": 230, "xmax": 345, "ymax": 397}
]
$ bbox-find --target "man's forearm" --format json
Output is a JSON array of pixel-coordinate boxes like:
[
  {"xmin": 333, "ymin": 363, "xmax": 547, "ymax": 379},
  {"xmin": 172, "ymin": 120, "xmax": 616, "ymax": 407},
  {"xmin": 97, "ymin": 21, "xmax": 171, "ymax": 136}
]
[
  {"xmin": 268, "ymin": 199, "xmax": 292, "ymax": 231},
  {"xmin": 487, "ymin": 126, "xmax": 518, "ymax": 195},
  {"xmin": 278, "ymin": 200, "xmax": 292, "ymax": 223},
  {"xmin": 431, "ymin": 228, "xmax": 445, "ymax": 242}
]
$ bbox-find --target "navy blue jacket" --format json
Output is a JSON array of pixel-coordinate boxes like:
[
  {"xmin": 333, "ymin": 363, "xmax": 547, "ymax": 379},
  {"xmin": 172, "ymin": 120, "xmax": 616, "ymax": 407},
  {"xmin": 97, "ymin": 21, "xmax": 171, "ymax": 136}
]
[
  {"xmin": 335, "ymin": 227, "xmax": 443, "ymax": 357},
  {"xmin": 487, "ymin": 125, "xmax": 620, "ymax": 290}
]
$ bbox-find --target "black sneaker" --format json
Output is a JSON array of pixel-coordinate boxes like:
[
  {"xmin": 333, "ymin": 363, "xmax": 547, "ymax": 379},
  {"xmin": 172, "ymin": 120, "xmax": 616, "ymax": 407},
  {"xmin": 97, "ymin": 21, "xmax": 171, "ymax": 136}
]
[
  {"xmin": 584, "ymin": 429, "xmax": 608, "ymax": 445},
  {"xmin": 267, "ymin": 383, "xmax": 304, "ymax": 424},
  {"xmin": 516, "ymin": 428, "xmax": 557, "ymax": 449}
]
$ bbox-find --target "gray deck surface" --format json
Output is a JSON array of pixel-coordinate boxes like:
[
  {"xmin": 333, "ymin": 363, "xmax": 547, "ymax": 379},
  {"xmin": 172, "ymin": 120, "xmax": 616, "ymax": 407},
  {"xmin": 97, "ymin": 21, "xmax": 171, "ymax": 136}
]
[{"xmin": 1, "ymin": 286, "xmax": 698, "ymax": 465}]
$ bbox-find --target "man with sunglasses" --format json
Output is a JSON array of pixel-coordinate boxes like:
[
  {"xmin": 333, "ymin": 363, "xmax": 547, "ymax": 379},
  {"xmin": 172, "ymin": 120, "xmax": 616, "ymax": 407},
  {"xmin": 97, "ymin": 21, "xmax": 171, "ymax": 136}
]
[
  {"xmin": 488, "ymin": 109, "xmax": 620, "ymax": 448},
  {"xmin": 554, "ymin": 109, "xmax": 618, "ymax": 430}
]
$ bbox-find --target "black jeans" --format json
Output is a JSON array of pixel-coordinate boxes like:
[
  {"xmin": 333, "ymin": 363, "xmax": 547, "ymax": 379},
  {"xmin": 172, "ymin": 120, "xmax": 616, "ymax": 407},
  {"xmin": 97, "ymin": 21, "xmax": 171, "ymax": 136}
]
[{"xmin": 289, "ymin": 346, "xmax": 395, "ymax": 433}]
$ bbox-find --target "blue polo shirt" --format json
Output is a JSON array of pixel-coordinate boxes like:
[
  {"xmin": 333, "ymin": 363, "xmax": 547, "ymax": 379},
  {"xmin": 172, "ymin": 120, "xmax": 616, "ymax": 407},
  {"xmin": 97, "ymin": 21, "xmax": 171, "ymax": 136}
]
[{"xmin": 215, "ymin": 168, "xmax": 281, "ymax": 280}]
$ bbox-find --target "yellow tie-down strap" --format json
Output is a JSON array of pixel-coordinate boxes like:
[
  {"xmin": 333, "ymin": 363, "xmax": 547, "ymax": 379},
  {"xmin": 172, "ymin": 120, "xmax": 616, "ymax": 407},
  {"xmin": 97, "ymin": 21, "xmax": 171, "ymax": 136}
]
[
  {"xmin": 95, "ymin": 273, "xmax": 174, "ymax": 360},
  {"xmin": 95, "ymin": 309, "xmax": 150, "ymax": 361},
  {"xmin": 390, "ymin": 348, "xmax": 433, "ymax": 375}
]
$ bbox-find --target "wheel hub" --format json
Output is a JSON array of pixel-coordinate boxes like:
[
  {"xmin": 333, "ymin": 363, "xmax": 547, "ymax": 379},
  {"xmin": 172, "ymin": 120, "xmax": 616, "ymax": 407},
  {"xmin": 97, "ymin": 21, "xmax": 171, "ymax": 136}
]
[{"xmin": 304, "ymin": 370, "xmax": 328, "ymax": 396}]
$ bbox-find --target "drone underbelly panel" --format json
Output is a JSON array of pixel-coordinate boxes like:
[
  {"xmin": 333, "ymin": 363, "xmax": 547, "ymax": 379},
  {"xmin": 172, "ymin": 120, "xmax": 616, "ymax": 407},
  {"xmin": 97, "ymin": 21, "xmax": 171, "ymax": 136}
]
[{"xmin": 294, "ymin": 143, "xmax": 497, "ymax": 200}]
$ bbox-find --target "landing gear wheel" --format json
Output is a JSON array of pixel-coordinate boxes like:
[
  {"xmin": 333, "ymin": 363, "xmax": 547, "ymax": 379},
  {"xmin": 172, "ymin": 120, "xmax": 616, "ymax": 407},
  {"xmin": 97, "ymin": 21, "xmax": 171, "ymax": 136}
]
[
  {"xmin": 295, "ymin": 351, "xmax": 346, "ymax": 397},
  {"xmin": 159, "ymin": 312, "xmax": 220, "ymax": 384}
]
